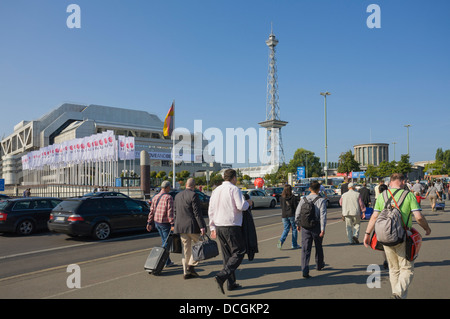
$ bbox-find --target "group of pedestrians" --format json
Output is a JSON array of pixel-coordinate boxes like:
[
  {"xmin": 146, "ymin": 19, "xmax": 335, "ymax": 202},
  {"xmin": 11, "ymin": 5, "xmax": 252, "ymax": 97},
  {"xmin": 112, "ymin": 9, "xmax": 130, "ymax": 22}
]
[
  {"xmin": 146, "ymin": 169, "xmax": 254, "ymax": 293},
  {"xmin": 401, "ymin": 178, "xmax": 447, "ymax": 212},
  {"xmin": 146, "ymin": 169, "xmax": 432, "ymax": 299}
]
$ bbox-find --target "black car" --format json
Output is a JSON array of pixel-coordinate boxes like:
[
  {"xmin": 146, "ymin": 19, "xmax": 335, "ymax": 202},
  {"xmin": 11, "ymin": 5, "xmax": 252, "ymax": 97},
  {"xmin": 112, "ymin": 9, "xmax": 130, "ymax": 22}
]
[
  {"xmin": 82, "ymin": 191, "xmax": 130, "ymax": 198},
  {"xmin": 194, "ymin": 190, "xmax": 210, "ymax": 216},
  {"xmin": 48, "ymin": 196, "xmax": 149, "ymax": 240},
  {"xmin": 293, "ymin": 186, "xmax": 308, "ymax": 198},
  {"xmin": 266, "ymin": 187, "xmax": 283, "ymax": 202},
  {"xmin": 0, "ymin": 197, "xmax": 63, "ymax": 235},
  {"xmin": 149, "ymin": 189, "xmax": 210, "ymax": 216}
]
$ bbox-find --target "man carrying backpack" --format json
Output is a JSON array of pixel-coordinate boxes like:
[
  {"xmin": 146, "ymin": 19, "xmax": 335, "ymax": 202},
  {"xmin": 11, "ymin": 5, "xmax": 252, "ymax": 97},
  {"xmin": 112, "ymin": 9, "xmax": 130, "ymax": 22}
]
[
  {"xmin": 295, "ymin": 181, "xmax": 327, "ymax": 279},
  {"xmin": 363, "ymin": 173, "xmax": 431, "ymax": 299}
]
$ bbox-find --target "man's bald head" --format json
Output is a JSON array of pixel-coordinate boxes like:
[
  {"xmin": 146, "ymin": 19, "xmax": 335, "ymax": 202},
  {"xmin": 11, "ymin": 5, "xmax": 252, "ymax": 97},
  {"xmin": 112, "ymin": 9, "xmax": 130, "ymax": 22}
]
[{"xmin": 186, "ymin": 178, "xmax": 195, "ymax": 189}]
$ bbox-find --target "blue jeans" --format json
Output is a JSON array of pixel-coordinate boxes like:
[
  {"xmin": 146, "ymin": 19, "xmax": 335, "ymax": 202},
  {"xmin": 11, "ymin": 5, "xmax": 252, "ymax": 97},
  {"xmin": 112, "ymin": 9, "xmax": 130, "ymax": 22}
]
[
  {"xmin": 155, "ymin": 222, "xmax": 172, "ymax": 265},
  {"xmin": 280, "ymin": 217, "xmax": 299, "ymax": 247}
]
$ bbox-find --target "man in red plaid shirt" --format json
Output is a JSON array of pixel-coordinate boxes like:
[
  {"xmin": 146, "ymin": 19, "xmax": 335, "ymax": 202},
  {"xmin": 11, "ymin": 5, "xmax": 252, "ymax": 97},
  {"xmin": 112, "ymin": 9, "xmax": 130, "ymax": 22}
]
[{"xmin": 147, "ymin": 180, "xmax": 175, "ymax": 267}]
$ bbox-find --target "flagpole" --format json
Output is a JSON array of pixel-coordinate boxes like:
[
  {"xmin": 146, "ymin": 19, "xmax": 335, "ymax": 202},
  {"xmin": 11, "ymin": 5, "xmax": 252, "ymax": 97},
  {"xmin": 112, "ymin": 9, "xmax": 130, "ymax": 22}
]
[{"xmin": 172, "ymin": 99, "xmax": 176, "ymax": 190}]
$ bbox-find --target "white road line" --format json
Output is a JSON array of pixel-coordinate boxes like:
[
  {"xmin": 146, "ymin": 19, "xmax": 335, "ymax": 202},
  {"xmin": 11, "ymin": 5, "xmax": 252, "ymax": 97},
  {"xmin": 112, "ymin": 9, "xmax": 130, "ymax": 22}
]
[
  {"xmin": 43, "ymin": 271, "xmax": 143, "ymax": 299},
  {"xmin": 0, "ymin": 214, "xmax": 282, "ymax": 260},
  {"xmin": 0, "ymin": 242, "xmax": 96, "ymax": 260},
  {"xmin": 0, "ymin": 232, "xmax": 152, "ymax": 260}
]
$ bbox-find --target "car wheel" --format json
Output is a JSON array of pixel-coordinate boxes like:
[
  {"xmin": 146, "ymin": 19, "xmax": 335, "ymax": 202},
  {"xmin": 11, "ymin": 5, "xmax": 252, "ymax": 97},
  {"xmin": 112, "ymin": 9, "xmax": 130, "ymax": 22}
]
[
  {"xmin": 270, "ymin": 200, "xmax": 276, "ymax": 208},
  {"xmin": 16, "ymin": 219, "xmax": 34, "ymax": 235},
  {"xmin": 92, "ymin": 222, "xmax": 111, "ymax": 240}
]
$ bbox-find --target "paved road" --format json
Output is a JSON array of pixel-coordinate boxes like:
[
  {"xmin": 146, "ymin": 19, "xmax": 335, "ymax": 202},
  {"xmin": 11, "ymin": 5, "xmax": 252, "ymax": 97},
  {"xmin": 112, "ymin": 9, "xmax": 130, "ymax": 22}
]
[{"xmin": 1, "ymin": 199, "xmax": 449, "ymax": 304}]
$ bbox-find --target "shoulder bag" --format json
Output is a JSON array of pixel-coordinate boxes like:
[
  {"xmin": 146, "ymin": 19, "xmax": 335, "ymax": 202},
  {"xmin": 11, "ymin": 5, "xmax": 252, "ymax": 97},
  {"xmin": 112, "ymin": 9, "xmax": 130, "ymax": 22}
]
[{"xmin": 192, "ymin": 234, "xmax": 219, "ymax": 261}]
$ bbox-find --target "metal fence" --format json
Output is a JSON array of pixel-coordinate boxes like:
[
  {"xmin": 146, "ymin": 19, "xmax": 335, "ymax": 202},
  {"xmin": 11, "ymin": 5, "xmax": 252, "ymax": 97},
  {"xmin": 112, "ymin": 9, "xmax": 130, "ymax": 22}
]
[{"xmin": 3, "ymin": 184, "xmax": 145, "ymax": 199}]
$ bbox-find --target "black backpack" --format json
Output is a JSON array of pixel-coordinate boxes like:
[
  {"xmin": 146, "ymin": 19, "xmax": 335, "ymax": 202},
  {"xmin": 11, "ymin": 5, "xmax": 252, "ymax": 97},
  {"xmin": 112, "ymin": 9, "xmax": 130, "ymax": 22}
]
[{"xmin": 297, "ymin": 196, "xmax": 321, "ymax": 229}]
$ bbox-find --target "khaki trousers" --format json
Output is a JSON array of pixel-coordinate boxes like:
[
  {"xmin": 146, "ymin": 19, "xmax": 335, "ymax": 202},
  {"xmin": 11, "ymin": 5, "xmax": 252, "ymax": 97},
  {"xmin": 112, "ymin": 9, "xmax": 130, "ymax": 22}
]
[
  {"xmin": 384, "ymin": 241, "xmax": 414, "ymax": 298},
  {"xmin": 344, "ymin": 215, "xmax": 361, "ymax": 243},
  {"xmin": 180, "ymin": 233, "xmax": 201, "ymax": 275}
]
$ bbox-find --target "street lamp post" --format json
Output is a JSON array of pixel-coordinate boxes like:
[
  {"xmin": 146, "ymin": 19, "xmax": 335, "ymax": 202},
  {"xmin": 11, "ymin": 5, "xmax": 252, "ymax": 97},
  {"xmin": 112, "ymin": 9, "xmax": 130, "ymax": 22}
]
[
  {"xmin": 404, "ymin": 124, "xmax": 412, "ymax": 156},
  {"xmin": 320, "ymin": 91, "xmax": 331, "ymax": 184},
  {"xmin": 392, "ymin": 142, "xmax": 397, "ymax": 161}
]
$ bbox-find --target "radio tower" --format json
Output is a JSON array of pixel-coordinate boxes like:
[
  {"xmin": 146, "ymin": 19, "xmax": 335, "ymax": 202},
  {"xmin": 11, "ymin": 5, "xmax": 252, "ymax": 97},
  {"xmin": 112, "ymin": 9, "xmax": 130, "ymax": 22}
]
[{"xmin": 259, "ymin": 24, "xmax": 287, "ymax": 166}]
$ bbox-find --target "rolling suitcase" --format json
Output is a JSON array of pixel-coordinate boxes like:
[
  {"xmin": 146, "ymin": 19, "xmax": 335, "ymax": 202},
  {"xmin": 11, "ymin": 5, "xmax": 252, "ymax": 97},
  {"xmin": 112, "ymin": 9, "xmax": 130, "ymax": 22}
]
[
  {"xmin": 435, "ymin": 200, "xmax": 445, "ymax": 211},
  {"xmin": 144, "ymin": 233, "xmax": 172, "ymax": 275}
]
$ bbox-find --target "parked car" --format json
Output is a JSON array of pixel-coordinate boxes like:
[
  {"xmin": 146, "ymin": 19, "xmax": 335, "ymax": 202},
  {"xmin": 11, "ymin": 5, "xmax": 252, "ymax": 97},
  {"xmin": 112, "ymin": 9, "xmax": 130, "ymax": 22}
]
[
  {"xmin": 293, "ymin": 186, "xmax": 308, "ymax": 198},
  {"xmin": 266, "ymin": 187, "xmax": 283, "ymax": 202},
  {"xmin": 242, "ymin": 189, "xmax": 277, "ymax": 208},
  {"xmin": 194, "ymin": 190, "xmax": 210, "ymax": 216},
  {"xmin": 82, "ymin": 191, "xmax": 130, "ymax": 198},
  {"xmin": 48, "ymin": 196, "xmax": 149, "ymax": 240},
  {"xmin": 303, "ymin": 189, "xmax": 341, "ymax": 208},
  {"xmin": 322, "ymin": 189, "xmax": 341, "ymax": 207},
  {"xmin": 149, "ymin": 189, "xmax": 210, "ymax": 216},
  {"xmin": 149, "ymin": 190, "xmax": 179, "ymax": 206},
  {"xmin": 0, "ymin": 197, "xmax": 63, "ymax": 235},
  {"xmin": 0, "ymin": 194, "xmax": 10, "ymax": 200}
]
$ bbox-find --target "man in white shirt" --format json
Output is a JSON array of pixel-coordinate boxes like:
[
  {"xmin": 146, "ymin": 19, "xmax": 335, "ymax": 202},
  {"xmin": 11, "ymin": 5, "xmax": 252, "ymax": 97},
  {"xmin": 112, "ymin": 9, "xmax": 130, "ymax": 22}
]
[{"xmin": 209, "ymin": 169, "xmax": 253, "ymax": 294}]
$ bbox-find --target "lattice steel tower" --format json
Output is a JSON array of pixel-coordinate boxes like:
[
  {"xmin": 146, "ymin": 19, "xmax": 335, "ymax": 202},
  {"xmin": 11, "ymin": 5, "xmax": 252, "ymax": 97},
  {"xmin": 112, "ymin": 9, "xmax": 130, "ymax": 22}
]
[{"xmin": 258, "ymin": 25, "xmax": 287, "ymax": 166}]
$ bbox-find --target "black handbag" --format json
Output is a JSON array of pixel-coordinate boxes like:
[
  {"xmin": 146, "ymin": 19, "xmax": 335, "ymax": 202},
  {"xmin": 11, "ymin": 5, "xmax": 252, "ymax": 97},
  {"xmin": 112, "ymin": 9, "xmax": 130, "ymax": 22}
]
[
  {"xmin": 170, "ymin": 233, "xmax": 182, "ymax": 254},
  {"xmin": 192, "ymin": 234, "xmax": 219, "ymax": 261}
]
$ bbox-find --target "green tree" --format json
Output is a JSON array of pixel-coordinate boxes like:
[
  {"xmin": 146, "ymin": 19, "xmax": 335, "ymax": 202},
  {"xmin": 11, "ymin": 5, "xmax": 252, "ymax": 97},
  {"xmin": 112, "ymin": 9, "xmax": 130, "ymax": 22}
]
[
  {"xmin": 436, "ymin": 148, "xmax": 450, "ymax": 173},
  {"xmin": 394, "ymin": 154, "xmax": 412, "ymax": 175},
  {"xmin": 436, "ymin": 148, "xmax": 444, "ymax": 161},
  {"xmin": 378, "ymin": 161, "xmax": 396, "ymax": 177},
  {"xmin": 287, "ymin": 148, "xmax": 322, "ymax": 178},
  {"xmin": 178, "ymin": 170, "xmax": 191, "ymax": 181},
  {"xmin": 194, "ymin": 175, "xmax": 206, "ymax": 186},
  {"xmin": 365, "ymin": 164, "xmax": 379, "ymax": 180},
  {"xmin": 337, "ymin": 150, "xmax": 360, "ymax": 176},
  {"xmin": 425, "ymin": 160, "xmax": 447, "ymax": 175},
  {"xmin": 210, "ymin": 171, "xmax": 224, "ymax": 186},
  {"xmin": 156, "ymin": 171, "xmax": 166, "ymax": 179},
  {"xmin": 276, "ymin": 163, "xmax": 289, "ymax": 183}
]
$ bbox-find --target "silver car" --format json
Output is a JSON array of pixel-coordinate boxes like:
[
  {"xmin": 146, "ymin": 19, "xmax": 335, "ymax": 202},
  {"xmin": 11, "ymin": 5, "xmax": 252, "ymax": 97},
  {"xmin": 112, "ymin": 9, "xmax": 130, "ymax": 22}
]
[{"xmin": 242, "ymin": 189, "xmax": 277, "ymax": 208}]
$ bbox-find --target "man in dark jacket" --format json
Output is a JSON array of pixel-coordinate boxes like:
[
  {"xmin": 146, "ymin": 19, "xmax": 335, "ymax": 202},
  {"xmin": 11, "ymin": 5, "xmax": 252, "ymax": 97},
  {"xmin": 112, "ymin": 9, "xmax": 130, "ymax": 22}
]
[
  {"xmin": 174, "ymin": 178, "xmax": 206, "ymax": 279},
  {"xmin": 359, "ymin": 183, "xmax": 371, "ymax": 208}
]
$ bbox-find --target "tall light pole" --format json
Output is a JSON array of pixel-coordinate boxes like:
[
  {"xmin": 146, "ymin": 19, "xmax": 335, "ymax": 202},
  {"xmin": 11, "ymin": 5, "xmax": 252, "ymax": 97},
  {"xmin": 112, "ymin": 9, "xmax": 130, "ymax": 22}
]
[
  {"xmin": 404, "ymin": 124, "xmax": 411, "ymax": 157},
  {"xmin": 320, "ymin": 91, "xmax": 331, "ymax": 184},
  {"xmin": 392, "ymin": 142, "xmax": 397, "ymax": 161}
]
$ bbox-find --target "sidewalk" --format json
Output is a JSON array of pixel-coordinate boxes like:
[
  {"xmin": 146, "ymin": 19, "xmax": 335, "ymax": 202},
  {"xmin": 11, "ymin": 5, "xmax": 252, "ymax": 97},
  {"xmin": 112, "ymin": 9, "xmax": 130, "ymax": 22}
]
[{"xmin": 52, "ymin": 200, "xmax": 450, "ymax": 300}]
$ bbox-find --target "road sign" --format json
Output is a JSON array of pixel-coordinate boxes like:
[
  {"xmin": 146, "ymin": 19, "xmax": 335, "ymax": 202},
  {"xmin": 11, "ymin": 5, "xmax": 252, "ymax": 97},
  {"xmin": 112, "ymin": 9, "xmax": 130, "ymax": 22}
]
[
  {"xmin": 297, "ymin": 166, "xmax": 305, "ymax": 179},
  {"xmin": 0, "ymin": 179, "xmax": 4, "ymax": 192}
]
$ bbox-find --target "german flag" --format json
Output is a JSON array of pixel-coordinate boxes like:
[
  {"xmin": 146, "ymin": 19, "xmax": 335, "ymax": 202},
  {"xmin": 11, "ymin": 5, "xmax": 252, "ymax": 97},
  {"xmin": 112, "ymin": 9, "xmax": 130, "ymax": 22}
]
[{"xmin": 163, "ymin": 101, "xmax": 174, "ymax": 137}]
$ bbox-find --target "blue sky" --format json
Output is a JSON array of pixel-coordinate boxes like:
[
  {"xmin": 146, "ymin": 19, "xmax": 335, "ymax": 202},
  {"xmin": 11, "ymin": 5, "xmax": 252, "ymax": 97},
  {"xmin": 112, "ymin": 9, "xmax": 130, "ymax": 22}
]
[{"xmin": 0, "ymin": 0, "xmax": 449, "ymax": 167}]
